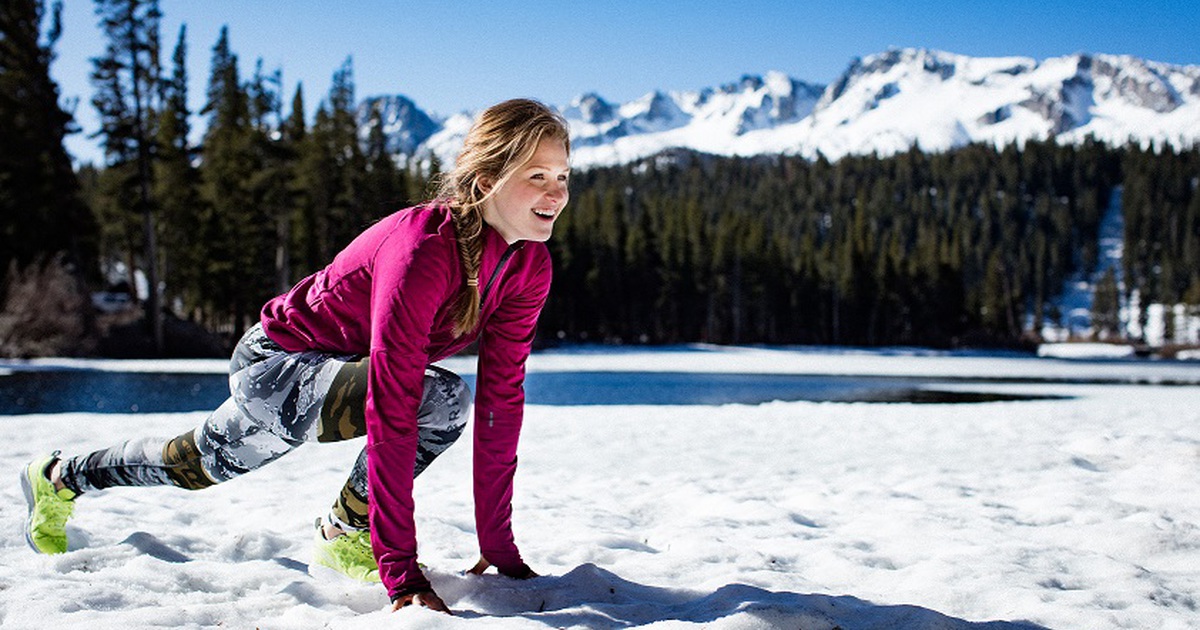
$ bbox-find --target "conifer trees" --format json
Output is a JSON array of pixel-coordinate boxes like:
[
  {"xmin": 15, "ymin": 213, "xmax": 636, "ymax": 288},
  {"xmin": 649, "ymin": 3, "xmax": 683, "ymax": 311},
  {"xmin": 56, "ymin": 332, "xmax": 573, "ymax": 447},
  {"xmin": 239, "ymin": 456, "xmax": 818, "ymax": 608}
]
[
  {"xmin": 551, "ymin": 140, "xmax": 1131, "ymax": 347},
  {"xmin": 197, "ymin": 26, "xmax": 256, "ymax": 333},
  {"xmin": 0, "ymin": 0, "xmax": 93, "ymax": 277},
  {"xmin": 0, "ymin": 0, "xmax": 95, "ymax": 356}
]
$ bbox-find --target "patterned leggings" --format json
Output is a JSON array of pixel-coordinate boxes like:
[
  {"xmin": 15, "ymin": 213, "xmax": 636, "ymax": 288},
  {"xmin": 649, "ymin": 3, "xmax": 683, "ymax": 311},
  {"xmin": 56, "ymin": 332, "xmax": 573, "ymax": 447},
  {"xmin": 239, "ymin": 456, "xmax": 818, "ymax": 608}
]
[{"xmin": 59, "ymin": 324, "xmax": 470, "ymax": 531}]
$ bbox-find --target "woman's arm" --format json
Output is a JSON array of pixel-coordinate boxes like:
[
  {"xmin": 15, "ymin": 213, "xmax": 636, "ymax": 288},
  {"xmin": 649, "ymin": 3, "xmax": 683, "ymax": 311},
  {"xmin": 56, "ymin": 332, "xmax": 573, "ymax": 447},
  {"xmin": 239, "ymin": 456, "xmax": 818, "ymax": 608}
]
[
  {"xmin": 471, "ymin": 245, "xmax": 552, "ymax": 577},
  {"xmin": 365, "ymin": 232, "xmax": 457, "ymax": 601}
]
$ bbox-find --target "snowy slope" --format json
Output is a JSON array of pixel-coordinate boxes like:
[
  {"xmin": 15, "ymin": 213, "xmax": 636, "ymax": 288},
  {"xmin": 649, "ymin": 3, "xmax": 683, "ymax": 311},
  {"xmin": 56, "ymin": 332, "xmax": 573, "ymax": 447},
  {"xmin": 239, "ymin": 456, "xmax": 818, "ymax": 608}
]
[
  {"xmin": 362, "ymin": 48, "xmax": 1200, "ymax": 169},
  {"xmin": 3, "ymin": 347, "xmax": 1200, "ymax": 629}
]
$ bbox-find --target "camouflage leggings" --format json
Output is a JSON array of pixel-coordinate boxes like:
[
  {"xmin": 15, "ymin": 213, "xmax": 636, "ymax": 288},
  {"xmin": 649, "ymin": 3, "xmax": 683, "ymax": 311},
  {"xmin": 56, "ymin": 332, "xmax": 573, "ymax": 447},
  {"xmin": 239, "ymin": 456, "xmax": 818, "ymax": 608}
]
[{"xmin": 59, "ymin": 324, "xmax": 471, "ymax": 531}]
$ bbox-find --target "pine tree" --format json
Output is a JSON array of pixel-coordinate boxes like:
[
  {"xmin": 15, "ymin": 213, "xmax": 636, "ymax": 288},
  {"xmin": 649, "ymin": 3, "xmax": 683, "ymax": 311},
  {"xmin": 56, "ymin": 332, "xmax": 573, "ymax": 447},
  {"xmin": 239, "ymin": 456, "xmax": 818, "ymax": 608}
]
[
  {"xmin": 325, "ymin": 57, "xmax": 368, "ymax": 248},
  {"xmin": 1092, "ymin": 268, "xmax": 1121, "ymax": 340},
  {"xmin": 153, "ymin": 24, "xmax": 202, "ymax": 319},
  {"xmin": 199, "ymin": 26, "xmax": 256, "ymax": 333},
  {"xmin": 246, "ymin": 59, "xmax": 294, "ymax": 297},
  {"xmin": 92, "ymin": 0, "xmax": 164, "ymax": 351},
  {"xmin": 296, "ymin": 102, "xmax": 334, "ymax": 270},
  {"xmin": 273, "ymin": 84, "xmax": 306, "ymax": 290},
  {"xmin": 363, "ymin": 104, "xmax": 407, "ymax": 216}
]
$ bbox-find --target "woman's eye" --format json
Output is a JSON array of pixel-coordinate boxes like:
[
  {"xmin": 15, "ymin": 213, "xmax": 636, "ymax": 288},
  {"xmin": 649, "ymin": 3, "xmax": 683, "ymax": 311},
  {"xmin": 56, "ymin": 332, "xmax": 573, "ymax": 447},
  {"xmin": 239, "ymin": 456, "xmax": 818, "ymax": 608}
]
[{"xmin": 530, "ymin": 173, "xmax": 545, "ymax": 180}]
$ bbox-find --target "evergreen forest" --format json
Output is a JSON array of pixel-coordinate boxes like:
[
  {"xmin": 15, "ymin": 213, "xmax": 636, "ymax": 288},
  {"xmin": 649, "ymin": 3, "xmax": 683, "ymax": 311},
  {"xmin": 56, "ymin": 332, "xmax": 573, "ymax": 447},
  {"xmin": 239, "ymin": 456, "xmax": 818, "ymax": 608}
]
[{"xmin": 3, "ymin": 0, "xmax": 1199, "ymax": 356}]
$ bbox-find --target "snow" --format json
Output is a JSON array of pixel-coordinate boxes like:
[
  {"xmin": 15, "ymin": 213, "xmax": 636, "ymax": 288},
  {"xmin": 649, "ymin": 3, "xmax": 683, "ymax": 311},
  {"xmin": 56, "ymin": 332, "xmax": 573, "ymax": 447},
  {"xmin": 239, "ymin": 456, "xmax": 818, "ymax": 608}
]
[
  {"xmin": 1035, "ymin": 343, "xmax": 1135, "ymax": 359},
  {"xmin": 3, "ymin": 345, "xmax": 1200, "ymax": 629}
]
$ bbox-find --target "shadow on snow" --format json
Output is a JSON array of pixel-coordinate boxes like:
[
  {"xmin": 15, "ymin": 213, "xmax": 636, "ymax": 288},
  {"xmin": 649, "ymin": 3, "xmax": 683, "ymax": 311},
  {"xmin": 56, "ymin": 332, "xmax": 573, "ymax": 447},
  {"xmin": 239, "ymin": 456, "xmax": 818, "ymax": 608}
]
[{"xmin": 441, "ymin": 563, "xmax": 1048, "ymax": 629}]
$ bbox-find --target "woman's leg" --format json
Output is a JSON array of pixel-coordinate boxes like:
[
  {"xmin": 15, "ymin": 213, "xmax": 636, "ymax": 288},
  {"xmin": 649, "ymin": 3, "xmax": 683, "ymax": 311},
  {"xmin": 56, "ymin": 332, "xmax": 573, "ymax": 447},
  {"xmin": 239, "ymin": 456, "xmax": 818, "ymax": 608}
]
[
  {"xmin": 27, "ymin": 324, "xmax": 468, "ymax": 556},
  {"xmin": 322, "ymin": 364, "xmax": 472, "ymax": 532},
  {"xmin": 24, "ymin": 324, "xmax": 341, "ymax": 554},
  {"xmin": 57, "ymin": 325, "xmax": 346, "ymax": 496},
  {"xmin": 310, "ymin": 363, "xmax": 470, "ymax": 582}
]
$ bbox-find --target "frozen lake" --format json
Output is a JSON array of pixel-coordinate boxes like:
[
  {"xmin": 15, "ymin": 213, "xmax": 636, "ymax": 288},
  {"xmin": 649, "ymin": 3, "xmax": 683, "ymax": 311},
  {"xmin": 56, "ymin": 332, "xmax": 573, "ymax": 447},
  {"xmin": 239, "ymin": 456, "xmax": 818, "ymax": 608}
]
[
  {"xmin": 1, "ymin": 345, "xmax": 1198, "ymax": 629},
  {"xmin": 0, "ymin": 369, "xmax": 1063, "ymax": 414}
]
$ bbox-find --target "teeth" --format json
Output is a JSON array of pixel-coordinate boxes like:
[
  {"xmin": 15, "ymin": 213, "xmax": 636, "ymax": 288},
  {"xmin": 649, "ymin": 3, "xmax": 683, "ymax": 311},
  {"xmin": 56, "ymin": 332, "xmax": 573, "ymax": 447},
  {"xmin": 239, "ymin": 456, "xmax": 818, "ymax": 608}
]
[{"xmin": 534, "ymin": 209, "xmax": 555, "ymax": 218}]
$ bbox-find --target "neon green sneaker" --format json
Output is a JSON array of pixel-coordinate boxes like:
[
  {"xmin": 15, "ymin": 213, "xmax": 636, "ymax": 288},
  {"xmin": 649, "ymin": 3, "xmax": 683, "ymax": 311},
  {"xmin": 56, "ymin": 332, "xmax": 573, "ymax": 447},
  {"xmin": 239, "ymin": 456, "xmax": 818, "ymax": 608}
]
[
  {"xmin": 20, "ymin": 453, "xmax": 77, "ymax": 554},
  {"xmin": 312, "ymin": 519, "xmax": 380, "ymax": 582}
]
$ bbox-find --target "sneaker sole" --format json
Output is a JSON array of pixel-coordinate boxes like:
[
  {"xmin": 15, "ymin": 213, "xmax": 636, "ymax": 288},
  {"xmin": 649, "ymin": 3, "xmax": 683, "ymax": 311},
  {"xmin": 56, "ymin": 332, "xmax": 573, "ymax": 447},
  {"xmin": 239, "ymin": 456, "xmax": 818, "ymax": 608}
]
[
  {"xmin": 308, "ymin": 560, "xmax": 372, "ymax": 582},
  {"xmin": 19, "ymin": 465, "xmax": 40, "ymax": 553},
  {"xmin": 309, "ymin": 556, "xmax": 382, "ymax": 583},
  {"xmin": 311, "ymin": 542, "xmax": 383, "ymax": 583}
]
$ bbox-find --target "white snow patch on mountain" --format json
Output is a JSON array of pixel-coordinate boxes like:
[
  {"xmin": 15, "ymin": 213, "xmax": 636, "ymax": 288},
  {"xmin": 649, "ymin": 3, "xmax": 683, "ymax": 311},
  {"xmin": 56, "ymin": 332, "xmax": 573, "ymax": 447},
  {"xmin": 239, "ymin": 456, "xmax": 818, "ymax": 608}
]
[{"xmin": 365, "ymin": 49, "xmax": 1200, "ymax": 170}]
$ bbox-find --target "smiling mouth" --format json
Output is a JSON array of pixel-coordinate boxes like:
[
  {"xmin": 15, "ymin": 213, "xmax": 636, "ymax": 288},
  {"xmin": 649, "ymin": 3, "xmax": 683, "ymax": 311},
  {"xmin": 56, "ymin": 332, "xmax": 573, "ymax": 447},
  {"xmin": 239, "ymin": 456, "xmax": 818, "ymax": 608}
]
[{"xmin": 533, "ymin": 209, "xmax": 557, "ymax": 219}]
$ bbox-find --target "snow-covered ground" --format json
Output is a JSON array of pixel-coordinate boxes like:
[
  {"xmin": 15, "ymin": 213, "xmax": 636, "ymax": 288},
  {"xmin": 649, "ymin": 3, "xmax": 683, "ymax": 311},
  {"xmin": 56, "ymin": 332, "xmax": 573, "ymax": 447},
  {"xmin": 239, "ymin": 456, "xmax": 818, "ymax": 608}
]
[{"xmin": 2, "ymin": 346, "xmax": 1199, "ymax": 629}]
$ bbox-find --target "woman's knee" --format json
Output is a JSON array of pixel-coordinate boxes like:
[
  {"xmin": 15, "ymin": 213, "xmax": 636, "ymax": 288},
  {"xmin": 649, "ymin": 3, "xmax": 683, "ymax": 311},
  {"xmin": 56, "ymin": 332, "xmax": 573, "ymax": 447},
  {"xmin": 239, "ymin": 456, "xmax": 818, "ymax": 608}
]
[
  {"xmin": 231, "ymin": 349, "xmax": 346, "ymax": 443},
  {"xmin": 196, "ymin": 398, "xmax": 303, "ymax": 482},
  {"xmin": 428, "ymin": 366, "xmax": 472, "ymax": 405},
  {"xmin": 419, "ymin": 367, "xmax": 471, "ymax": 432}
]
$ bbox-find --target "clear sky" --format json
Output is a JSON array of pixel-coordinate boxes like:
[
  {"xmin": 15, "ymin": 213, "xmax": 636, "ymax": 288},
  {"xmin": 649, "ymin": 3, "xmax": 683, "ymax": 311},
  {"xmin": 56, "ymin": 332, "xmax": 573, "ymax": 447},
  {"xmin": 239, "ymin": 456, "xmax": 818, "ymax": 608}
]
[{"xmin": 49, "ymin": 0, "xmax": 1200, "ymax": 164}]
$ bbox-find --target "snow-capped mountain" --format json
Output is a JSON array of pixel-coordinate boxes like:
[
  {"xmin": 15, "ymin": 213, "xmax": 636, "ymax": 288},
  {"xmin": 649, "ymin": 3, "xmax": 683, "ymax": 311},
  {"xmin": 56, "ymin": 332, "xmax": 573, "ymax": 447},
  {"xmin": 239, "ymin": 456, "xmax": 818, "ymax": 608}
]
[
  {"xmin": 561, "ymin": 72, "xmax": 825, "ymax": 165},
  {"xmin": 363, "ymin": 48, "xmax": 1200, "ymax": 168},
  {"xmin": 356, "ymin": 94, "xmax": 440, "ymax": 156},
  {"xmin": 792, "ymin": 48, "xmax": 1200, "ymax": 160}
]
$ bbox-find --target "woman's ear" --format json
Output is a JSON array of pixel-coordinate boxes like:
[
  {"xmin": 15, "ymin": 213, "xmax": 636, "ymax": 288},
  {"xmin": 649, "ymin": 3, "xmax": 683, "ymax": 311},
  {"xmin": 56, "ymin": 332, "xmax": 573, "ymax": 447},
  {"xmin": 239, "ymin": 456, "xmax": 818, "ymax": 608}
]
[{"xmin": 477, "ymin": 176, "xmax": 495, "ymax": 194}]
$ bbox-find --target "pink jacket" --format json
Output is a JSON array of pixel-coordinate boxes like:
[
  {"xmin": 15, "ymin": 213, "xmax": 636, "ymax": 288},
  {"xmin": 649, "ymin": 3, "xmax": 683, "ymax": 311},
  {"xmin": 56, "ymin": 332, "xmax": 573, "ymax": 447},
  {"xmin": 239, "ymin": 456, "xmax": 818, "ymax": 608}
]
[{"xmin": 259, "ymin": 202, "xmax": 550, "ymax": 599}]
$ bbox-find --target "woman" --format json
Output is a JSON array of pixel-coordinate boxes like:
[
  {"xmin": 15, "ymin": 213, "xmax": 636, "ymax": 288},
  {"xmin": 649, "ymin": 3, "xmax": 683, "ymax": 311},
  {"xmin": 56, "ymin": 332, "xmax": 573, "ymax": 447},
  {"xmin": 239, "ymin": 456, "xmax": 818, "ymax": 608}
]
[{"xmin": 20, "ymin": 98, "xmax": 571, "ymax": 614}]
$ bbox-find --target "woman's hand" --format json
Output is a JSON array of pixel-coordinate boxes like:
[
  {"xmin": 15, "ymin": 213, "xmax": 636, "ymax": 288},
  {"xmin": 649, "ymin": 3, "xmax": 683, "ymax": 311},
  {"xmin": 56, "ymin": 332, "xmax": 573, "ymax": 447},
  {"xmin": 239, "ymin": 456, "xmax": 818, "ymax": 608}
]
[
  {"xmin": 391, "ymin": 589, "xmax": 452, "ymax": 614},
  {"xmin": 466, "ymin": 556, "xmax": 539, "ymax": 579},
  {"xmin": 466, "ymin": 556, "xmax": 491, "ymax": 575}
]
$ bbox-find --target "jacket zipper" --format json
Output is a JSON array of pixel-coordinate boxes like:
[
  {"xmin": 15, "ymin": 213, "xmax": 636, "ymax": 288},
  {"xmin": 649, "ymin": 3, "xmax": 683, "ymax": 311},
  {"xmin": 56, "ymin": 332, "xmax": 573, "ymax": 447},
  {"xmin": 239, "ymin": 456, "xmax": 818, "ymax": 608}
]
[
  {"xmin": 476, "ymin": 242, "xmax": 522, "ymax": 423},
  {"xmin": 480, "ymin": 242, "xmax": 522, "ymax": 307}
]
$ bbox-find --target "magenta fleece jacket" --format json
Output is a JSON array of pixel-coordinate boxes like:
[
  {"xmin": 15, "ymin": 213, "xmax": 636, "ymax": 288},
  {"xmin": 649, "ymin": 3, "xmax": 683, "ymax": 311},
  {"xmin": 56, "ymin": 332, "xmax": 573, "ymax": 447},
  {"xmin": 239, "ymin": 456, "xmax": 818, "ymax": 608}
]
[{"xmin": 259, "ymin": 202, "xmax": 550, "ymax": 599}]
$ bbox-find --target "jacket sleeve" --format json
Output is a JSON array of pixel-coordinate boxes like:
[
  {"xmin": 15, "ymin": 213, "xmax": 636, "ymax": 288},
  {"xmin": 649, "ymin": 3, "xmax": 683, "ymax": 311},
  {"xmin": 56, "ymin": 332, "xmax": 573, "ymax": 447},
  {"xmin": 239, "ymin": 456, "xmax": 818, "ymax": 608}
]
[
  {"xmin": 365, "ymin": 232, "xmax": 454, "ymax": 600},
  {"xmin": 473, "ymin": 246, "xmax": 552, "ymax": 576}
]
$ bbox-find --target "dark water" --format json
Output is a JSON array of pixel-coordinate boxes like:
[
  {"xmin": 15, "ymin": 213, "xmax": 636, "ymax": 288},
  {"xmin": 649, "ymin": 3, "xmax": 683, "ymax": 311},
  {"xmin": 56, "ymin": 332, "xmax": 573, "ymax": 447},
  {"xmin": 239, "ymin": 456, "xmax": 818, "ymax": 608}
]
[{"xmin": 0, "ymin": 369, "xmax": 1056, "ymax": 415}]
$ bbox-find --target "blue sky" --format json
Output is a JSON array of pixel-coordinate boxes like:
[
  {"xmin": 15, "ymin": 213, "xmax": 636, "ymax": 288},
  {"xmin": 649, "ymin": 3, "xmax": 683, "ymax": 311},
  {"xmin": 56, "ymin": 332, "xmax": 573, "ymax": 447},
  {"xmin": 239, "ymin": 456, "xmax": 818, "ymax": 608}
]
[{"xmin": 50, "ymin": 0, "xmax": 1200, "ymax": 164}]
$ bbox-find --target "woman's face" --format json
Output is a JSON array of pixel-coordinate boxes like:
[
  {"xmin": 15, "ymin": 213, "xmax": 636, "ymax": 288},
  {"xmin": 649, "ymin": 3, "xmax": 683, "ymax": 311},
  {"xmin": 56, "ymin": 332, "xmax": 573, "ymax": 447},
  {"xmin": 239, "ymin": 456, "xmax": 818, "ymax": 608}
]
[{"xmin": 481, "ymin": 138, "xmax": 570, "ymax": 244}]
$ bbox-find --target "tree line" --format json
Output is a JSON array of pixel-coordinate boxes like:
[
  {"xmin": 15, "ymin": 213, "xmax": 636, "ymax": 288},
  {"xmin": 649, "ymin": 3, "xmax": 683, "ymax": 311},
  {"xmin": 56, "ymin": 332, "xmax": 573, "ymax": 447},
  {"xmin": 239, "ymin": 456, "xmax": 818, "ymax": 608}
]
[
  {"xmin": 3, "ymin": 0, "xmax": 1199, "ymax": 356},
  {"xmin": 551, "ymin": 142, "xmax": 1198, "ymax": 347}
]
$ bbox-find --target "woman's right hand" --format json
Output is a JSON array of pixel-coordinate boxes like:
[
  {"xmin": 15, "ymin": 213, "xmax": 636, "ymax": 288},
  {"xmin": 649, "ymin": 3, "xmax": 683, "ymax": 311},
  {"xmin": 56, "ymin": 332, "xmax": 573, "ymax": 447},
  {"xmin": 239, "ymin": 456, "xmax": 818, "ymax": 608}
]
[{"xmin": 392, "ymin": 589, "xmax": 452, "ymax": 614}]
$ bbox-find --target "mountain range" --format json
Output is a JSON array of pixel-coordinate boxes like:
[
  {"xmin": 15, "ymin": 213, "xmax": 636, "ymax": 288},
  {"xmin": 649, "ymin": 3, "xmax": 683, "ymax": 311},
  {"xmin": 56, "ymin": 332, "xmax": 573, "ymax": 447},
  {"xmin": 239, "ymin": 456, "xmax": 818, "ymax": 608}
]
[{"xmin": 358, "ymin": 48, "xmax": 1200, "ymax": 168}]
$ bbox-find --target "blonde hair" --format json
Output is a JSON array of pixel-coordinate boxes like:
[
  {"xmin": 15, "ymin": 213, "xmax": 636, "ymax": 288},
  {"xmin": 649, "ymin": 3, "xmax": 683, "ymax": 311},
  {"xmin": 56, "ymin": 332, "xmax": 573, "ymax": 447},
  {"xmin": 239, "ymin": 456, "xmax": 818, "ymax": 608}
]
[{"xmin": 437, "ymin": 99, "xmax": 570, "ymax": 336}]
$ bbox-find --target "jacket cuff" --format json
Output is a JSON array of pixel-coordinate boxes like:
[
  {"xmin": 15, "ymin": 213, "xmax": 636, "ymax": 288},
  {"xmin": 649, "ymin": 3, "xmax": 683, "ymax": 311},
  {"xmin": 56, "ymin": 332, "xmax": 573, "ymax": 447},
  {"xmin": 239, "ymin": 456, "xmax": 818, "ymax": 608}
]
[
  {"xmin": 388, "ymin": 579, "xmax": 433, "ymax": 604},
  {"xmin": 485, "ymin": 549, "xmax": 529, "ymax": 578},
  {"xmin": 498, "ymin": 561, "xmax": 536, "ymax": 580}
]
